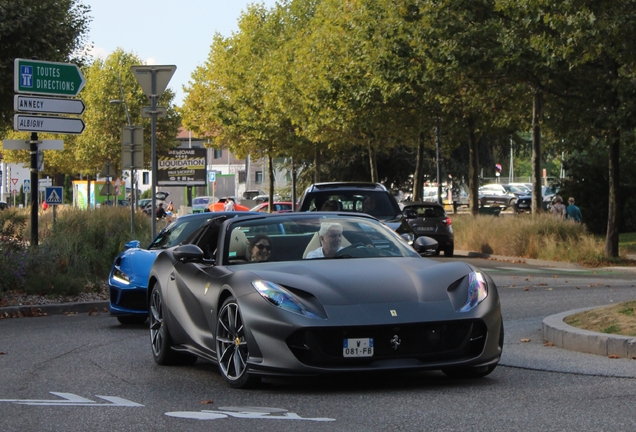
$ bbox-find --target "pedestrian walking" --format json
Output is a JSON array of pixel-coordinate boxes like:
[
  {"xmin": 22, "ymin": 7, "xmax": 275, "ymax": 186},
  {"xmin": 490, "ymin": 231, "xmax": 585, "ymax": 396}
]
[
  {"xmin": 566, "ymin": 197, "xmax": 582, "ymax": 222},
  {"xmin": 551, "ymin": 196, "xmax": 566, "ymax": 220}
]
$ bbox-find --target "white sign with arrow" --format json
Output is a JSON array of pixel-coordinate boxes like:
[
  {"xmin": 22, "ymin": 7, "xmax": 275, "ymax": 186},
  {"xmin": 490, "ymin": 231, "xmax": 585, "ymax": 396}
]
[
  {"xmin": 14, "ymin": 95, "xmax": 85, "ymax": 115},
  {"xmin": 13, "ymin": 114, "xmax": 85, "ymax": 134}
]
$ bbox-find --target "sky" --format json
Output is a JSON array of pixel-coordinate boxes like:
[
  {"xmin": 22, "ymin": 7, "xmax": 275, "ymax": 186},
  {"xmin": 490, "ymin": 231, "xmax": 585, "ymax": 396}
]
[{"xmin": 85, "ymin": 0, "xmax": 278, "ymax": 105}]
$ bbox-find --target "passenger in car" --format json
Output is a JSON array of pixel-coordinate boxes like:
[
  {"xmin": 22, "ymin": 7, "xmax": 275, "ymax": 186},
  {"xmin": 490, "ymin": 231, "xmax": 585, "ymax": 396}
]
[
  {"xmin": 306, "ymin": 222, "xmax": 344, "ymax": 259},
  {"xmin": 248, "ymin": 234, "xmax": 273, "ymax": 262}
]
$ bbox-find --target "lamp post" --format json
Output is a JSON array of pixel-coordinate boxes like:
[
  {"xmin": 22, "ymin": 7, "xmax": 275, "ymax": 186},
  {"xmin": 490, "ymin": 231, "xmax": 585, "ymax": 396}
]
[{"xmin": 110, "ymin": 76, "xmax": 136, "ymax": 235}]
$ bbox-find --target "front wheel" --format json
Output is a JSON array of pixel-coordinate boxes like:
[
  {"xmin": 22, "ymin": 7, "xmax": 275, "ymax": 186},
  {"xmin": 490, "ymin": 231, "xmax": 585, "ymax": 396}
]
[
  {"xmin": 149, "ymin": 284, "xmax": 196, "ymax": 366},
  {"xmin": 216, "ymin": 297, "xmax": 260, "ymax": 389}
]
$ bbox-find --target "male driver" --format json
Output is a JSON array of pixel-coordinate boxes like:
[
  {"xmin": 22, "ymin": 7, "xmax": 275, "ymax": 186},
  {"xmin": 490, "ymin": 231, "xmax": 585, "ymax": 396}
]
[{"xmin": 306, "ymin": 222, "xmax": 344, "ymax": 258}]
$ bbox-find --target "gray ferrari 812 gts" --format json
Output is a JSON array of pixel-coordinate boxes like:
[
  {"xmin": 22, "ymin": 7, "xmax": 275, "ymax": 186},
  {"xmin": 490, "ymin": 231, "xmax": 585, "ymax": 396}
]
[{"xmin": 148, "ymin": 212, "xmax": 503, "ymax": 388}]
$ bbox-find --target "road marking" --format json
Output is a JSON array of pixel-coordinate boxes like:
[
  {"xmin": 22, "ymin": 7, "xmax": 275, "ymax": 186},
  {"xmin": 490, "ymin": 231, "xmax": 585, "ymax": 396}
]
[
  {"xmin": 0, "ymin": 392, "xmax": 142, "ymax": 407},
  {"xmin": 165, "ymin": 406, "xmax": 335, "ymax": 422}
]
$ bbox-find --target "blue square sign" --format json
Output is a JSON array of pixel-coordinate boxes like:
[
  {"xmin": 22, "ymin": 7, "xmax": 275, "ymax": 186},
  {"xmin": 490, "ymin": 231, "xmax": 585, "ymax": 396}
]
[{"xmin": 45, "ymin": 186, "xmax": 63, "ymax": 205}]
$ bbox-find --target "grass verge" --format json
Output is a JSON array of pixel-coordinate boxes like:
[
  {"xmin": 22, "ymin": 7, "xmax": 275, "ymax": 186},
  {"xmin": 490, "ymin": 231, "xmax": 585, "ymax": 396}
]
[{"xmin": 564, "ymin": 301, "xmax": 636, "ymax": 337}]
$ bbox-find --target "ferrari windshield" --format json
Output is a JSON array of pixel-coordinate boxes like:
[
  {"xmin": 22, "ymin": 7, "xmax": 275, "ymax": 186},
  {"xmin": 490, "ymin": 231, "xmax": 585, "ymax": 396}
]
[
  {"xmin": 149, "ymin": 216, "xmax": 213, "ymax": 250},
  {"xmin": 225, "ymin": 214, "xmax": 419, "ymax": 264}
]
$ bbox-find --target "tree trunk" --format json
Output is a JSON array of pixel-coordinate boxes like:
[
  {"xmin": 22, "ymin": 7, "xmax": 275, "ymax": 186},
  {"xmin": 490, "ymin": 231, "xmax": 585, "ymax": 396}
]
[
  {"xmin": 314, "ymin": 144, "xmax": 321, "ymax": 183},
  {"xmin": 87, "ymin": 174, "xmax": 91, "ymax": 210},
  {"xmin": 412, "ymin": 131, "xmax": 426, "ymax": 202},
  {"xmin": 367, "ymin": 136, "xmax": 378, "ymax": 183},
  {"xmin": 531, "ymin": 88, "xmax": 543, "ymax": 214},
  {"xmin": 467, "ymin": 119, "xmax": 480, "ymax": 216},
  {"xmin": 605, "ymin": 128, "xmax": 620, "ymax": 257},
  {"xmin": 268, "ymin": 153, "xmax": 274, "ymax": 213}
]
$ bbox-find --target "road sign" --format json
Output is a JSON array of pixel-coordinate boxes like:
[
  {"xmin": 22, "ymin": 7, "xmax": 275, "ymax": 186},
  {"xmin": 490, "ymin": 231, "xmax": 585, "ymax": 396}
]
[
  {"xmin": 121, "ymin": 126, "xmax": 144, "ymax": 170},
  {"xmin": 45, "ymin": 187, "xmax": 63, "ymax": 205},
  {"xmin": 14, "ymin": 58, "xmax": 86, "ymax": 97},
  {"xmin": 100, "ymin": 183, "xmax": 115, "ymax": 196},
  {"xmin": 130, "ymin": 65, "xmax": 176, "ymax": 98},
  {"xmin": 14, "ymin": 95, "xmax": 85, "ymax": 115},
  {"xmin": 2, "ymin": 139, "xmax": 64, "ymax": 150},
  {"xmin": 141, "ymin": 106, "xmax": 167, "ymax": 118},
  {"xmin": 209, "ymin": 172, "xmax": 216, "ymax": 183},
  {"xmin": 23, "ymin": 179, "xmax": 31, "ymax": 193},
  {"xmin": 99, "ymin": 163, "xmax": 117, "ymax": 178},
  {"xmin": 14, "ymin": 115, "xmax": 85, "ymax": 134},
  {"xmin": 11, "ymin": 178, "xmax": 18, "ymax": 186}
]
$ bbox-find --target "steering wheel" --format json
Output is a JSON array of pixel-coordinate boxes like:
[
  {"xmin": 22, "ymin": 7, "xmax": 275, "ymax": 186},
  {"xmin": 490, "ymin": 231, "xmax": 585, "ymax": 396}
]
[{"xmin": 335, "ymin": 242, "xmax": 377, "ymax": 258}]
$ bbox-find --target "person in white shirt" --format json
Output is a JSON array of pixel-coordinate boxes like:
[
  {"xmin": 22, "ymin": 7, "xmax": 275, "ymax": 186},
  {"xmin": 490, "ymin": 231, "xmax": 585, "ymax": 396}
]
[
  {"xmin": 223, "ymin": 198, "xmax": 235, "ymax": 211},
  {"xmin": 306, "ymin": 222, "xmax": 344, "ymax": 259}
]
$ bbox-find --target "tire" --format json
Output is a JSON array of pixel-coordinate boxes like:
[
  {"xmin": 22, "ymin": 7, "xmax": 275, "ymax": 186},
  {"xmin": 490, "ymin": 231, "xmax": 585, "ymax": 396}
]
[
  {"xmin": 149, "ymin": 284, "xmax": 196, "ymax": 366},
  {"xmin": 216, "ymin": 297, "xmax": 260, "ymax": 389},
  {"xmin": 444, "ymin": 247, "xmax": 454, "ymax": 257},
  {"xmin": 117, "ymin": 315, "xmax": 147, "ymax": 325}
]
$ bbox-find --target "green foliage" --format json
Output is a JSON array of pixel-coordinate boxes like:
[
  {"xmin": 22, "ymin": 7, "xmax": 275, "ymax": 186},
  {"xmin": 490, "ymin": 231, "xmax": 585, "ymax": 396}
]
[
  {"xmin": 0, "ymin": 207, "xmax": 151, "ymax": 295},
  {"xmin": 0, "ymin": 0, "xmax": 92, "ymax": 133}
]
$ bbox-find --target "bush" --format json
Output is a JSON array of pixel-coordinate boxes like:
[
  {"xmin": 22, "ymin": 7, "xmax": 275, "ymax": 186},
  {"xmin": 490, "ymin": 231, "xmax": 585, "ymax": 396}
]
[
  {"xmin": 0, "ymin": 206, "xmax": 151, "ymax": 295},
  {"xmin": 452, "ymin": 213, "xmax": 608, "ymax": 266}
]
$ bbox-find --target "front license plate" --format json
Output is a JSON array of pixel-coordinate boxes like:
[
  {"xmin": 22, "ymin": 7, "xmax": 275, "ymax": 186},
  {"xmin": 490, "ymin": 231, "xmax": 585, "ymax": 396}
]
[
  {"xmin": 416, "ymin": 226, "xmax": 435, "ymax": 232},
  {"xmin": 518, "ymin": 203, "xmax": 528, "ymax": 207},
  {"xmin": 343, "ymin": 338, "xmax": 374, "ymax": 357}
]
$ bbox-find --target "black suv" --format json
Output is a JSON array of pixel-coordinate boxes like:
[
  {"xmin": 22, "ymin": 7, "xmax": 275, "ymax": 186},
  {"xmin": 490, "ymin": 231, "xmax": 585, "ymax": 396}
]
[{"xmin": 297, "ymin": 182, "xmax": 426, "ymax": 249}]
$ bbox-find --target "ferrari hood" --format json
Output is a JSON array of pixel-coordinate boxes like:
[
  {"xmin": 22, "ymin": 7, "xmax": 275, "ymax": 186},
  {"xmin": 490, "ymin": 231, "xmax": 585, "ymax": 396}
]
[{"xmin": 241, "ymin": 258, "xmax": 474, "ymax": 306}]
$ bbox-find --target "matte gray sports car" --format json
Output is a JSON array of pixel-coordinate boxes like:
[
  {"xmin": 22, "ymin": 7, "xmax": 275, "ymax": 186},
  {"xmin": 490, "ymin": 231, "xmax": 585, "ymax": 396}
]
[{"xmin": 148, "ymin": 212, "xmax": 503, "ymax": 388}]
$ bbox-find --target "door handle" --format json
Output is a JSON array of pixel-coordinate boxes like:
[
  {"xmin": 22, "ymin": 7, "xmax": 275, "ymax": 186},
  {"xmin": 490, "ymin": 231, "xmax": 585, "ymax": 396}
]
[{"xmin": 169, "ymin": 272, "xmax": 175, "ymax": 280}]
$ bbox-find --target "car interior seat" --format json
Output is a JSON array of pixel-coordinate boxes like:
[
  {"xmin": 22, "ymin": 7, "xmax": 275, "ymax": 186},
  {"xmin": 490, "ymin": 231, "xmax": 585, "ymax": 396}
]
[
  {"xmin": 424, "ymin": 208, "xmax": 436, "ymax": 217},
  {"xmin": 228, "ymin": 229, "xmax": 248, "ymax": 261}
]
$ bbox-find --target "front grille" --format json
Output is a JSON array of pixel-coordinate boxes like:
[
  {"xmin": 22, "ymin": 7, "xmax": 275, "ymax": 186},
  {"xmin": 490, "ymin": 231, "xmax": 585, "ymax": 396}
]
[
  {"xmin": 110, "ymin": 288, "xmax": 147, "ymax": 311},
  {"xmin": 286, "ymin": 320, "xmax": 487, "ymax": 367}
]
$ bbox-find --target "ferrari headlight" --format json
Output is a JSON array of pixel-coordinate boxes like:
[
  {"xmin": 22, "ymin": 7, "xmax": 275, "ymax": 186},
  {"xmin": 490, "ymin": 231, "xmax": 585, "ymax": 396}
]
[
  {"xmin": 252, "ymin": 280, "xmax": 321, "ymax": 319},
  {"xmin": 458, "ymin": 271, "xmax": 488, "ymax": 312},
  {"xmin": 112, "ymin": 266, "xmax": 130, "ymax": 284}
]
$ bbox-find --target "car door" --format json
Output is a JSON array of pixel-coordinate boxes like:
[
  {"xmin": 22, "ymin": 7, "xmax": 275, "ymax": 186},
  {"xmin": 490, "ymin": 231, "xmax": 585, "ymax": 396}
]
[{"xmin": 166, "ymin": 218, "xmax": 228, "ymax": 354}]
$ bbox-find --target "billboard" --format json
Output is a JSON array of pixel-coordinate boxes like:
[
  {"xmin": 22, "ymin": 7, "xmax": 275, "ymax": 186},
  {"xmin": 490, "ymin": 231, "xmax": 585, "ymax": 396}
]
[{"xmin": 157, "ymin": 148, "xmax": 207, "ymax": 186}]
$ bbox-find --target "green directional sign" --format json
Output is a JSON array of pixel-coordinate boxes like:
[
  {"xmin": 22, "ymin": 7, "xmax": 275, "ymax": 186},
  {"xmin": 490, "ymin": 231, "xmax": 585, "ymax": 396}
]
[{"xmin": 14, "ymin": 58, "xmax": 86, "ymax": 97}]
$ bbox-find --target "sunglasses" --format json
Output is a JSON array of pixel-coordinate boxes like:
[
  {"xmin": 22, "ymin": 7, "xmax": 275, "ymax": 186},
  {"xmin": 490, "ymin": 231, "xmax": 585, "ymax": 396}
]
[{"xmin": 255, "ymin": 244, "xmax": 272, "ymax": 251}]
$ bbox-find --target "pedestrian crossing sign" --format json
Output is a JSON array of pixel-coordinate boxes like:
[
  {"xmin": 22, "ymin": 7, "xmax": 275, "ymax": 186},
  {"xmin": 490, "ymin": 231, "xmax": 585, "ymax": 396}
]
[{"xmin": 45, "ymin": 186, "xmax": 63, "ymax": 205}]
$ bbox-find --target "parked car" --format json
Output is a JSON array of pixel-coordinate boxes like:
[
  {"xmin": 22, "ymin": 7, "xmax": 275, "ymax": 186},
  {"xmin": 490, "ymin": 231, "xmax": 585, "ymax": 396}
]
[
  {"xmin": 478, "ymin": 184, "xmax": 517, "ymax": 207},
  {"xmin": 208, "ymin": 197, "xmax": 251, "ymax": 212},
  {"xmin": 514, "ymin": 185, "xmax": 559, "ymax": 213},
  {"xmin": 400, "ymin": 201, "xmax": 454, "ymax": 257},
  {"xmin": 141, "ymin": 191, "xmax": 170, "ymax": 215},
  {"xmin": 0, "ymin": 201, "xmax": 8, "ymax": 210},
  {"xmin": 102, "ymin": 199, "xmax": 129, "ymax": 207},
  {"xmin": 148, "ymin": 212, "xmax": 503, "ymax": 388},
  {"xmin": 250, "ymin": 202, "xmax": 295, "ymax": 213},
  {"xmin": 108, "ymin": 211, "xmax": 257, "ymax": 325},
  {"xmin": 192, "ymin": 196, "xmax": 217, "ymax": 213},
  {"xmin": 502, "ymin": 184, "xmax": 530, "ymax": 198},
  {"xmin": 296, "ymin": 182, "xmax": 422, "ymax": 250}
]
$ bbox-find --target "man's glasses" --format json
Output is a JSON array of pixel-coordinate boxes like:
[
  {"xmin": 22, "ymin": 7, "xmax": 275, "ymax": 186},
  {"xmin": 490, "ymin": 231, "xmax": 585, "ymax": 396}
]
[{"xmin": 255, "ymin": 244, "xmax": 272, "ymax": 251}]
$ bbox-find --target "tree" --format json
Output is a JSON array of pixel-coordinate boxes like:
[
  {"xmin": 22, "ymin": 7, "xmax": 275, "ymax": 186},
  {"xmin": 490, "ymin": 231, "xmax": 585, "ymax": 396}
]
[{"xmin": 0, "ymin": 0, "xmax": 91, "ymax": 133}]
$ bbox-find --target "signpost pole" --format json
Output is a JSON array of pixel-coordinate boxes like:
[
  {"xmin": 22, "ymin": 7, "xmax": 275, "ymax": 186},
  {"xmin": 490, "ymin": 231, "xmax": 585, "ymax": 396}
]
[
  {"xmin": 151, "ymin": 71, "xmax": 158, "ymax": 238},
  {"xmin": 30, "ymin": 132, "xmax": 38, "ymax": 246}
]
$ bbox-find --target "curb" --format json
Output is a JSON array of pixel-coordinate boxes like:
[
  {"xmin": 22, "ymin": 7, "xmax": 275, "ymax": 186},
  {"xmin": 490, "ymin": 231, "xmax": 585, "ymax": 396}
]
[
  {"xmin": 543, "ymin": 307, "xmax": 636, "ymax": 359},
  {"xmin": 454, "ymin": 250, "xmax": 585, "ymax": 269},
  {"xmin": 0, "ymin": 301, "xmax": 109, "ymax": 318}
]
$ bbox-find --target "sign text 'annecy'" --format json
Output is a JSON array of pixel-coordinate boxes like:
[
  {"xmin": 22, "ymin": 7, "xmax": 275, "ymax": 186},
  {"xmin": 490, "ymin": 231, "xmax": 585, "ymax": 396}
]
[{"xmin": 157, "ymin": 148, "xmax": 207, "ymax": 186}]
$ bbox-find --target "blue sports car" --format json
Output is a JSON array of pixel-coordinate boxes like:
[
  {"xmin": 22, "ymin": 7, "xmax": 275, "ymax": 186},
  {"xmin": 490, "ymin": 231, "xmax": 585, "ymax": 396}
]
[{"xmin": 109, "ymin": 211, "xmax": 256, "ymax": 324}]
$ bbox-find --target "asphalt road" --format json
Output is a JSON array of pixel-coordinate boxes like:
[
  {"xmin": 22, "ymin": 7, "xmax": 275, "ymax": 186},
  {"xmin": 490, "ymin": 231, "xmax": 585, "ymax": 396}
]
[{"xmin": 1, "ymin": 258, "xmax": 635, "ymax": 431}]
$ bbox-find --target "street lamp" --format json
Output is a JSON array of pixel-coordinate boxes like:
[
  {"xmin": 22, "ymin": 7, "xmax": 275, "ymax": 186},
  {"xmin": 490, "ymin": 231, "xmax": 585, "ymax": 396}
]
[{"xmin": 110, "ymin": 80, "xmax": 136, "ymax": 235}]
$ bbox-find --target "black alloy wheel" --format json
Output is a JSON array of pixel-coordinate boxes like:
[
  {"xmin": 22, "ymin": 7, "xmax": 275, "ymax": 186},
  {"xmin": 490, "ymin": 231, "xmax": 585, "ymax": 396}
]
[
  {"xmin": 216, "ymin": 297, "xmax": 259, "ymax": 389},
  {"xmin": 149, "ymin": 284, "xmax": 196, "ymax": 365}
]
